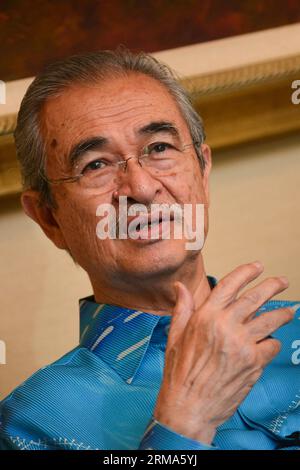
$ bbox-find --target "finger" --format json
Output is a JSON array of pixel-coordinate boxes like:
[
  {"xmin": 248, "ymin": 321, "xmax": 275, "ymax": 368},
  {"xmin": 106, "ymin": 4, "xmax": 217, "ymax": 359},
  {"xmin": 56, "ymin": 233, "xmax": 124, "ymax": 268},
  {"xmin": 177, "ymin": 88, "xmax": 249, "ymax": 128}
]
[
  {"xmin": 248, "ymin": 307, "xmax": 295, "ymax": 341},
  {"xmin": 208, "ymin": 261, "xmax": 264, "ymax": 310},
  {"xmin": 231, "ymin": 276, "xmax": 289, "ymax": 323},
  {"xmin": 168, "ymin": 281, "xmax": 194, "ymax": 346},
  {"xmin": 256, "ymin": 338, "xmax": 282, "ymax": 365}
]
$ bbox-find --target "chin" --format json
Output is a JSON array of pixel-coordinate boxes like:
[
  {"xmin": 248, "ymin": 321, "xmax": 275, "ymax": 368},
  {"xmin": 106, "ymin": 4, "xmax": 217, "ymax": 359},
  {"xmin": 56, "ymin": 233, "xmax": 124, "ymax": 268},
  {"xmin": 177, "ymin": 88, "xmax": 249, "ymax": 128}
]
[{"xmin": 116, "ymin": 238, "xmax": 194, "ymax": 280}]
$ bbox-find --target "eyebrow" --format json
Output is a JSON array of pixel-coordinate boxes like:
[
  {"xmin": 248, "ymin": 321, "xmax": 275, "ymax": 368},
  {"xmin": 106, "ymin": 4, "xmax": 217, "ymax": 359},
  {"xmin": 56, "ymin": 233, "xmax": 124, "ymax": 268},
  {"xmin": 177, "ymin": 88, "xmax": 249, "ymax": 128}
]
[
  {"xmin": 69, "ymin": 136, "xmax": 108, "ymax": 168},
  {"xmin": 137, "ymin": 121, "xmax": 180, "ymax": 138},
  {"xmin": 68, "ymin": 121, "xmax": 180, "ymax": 168}
]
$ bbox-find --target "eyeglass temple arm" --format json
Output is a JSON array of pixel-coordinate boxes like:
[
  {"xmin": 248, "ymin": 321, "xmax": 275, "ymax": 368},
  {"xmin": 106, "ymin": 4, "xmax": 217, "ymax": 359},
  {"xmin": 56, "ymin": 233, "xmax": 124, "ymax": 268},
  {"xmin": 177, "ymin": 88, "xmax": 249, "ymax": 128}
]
[{"xmin": 39, "ymin": 169, "xmax": 80, "ymax": 185}]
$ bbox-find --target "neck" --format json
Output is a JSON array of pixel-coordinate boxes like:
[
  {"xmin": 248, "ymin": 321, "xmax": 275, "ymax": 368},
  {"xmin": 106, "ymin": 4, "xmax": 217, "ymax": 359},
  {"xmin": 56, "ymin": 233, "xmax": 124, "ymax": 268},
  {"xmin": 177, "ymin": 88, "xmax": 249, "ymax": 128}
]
[{"xmin": 90, "ymin": 255, "xmax": 212, "ymax": 316}]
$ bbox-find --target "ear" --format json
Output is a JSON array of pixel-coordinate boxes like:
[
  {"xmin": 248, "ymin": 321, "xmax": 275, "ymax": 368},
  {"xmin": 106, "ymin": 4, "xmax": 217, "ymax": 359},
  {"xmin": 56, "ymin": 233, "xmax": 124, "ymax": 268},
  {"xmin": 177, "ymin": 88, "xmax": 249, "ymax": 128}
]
[
  {"xmin": 21, "ymin": 189, "xmax": 68, "ymax": 250},
  {"xmin": 200, "ymin": 144, "xmax": 212, "ymax": 207}
]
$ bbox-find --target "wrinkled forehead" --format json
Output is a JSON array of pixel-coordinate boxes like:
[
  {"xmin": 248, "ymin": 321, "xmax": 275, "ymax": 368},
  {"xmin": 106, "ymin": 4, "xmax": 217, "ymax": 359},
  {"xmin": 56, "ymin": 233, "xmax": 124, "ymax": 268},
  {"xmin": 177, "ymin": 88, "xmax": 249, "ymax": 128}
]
[{"xmin": 40, "ymin": 74, "xmax": 189, "ymax": 148}]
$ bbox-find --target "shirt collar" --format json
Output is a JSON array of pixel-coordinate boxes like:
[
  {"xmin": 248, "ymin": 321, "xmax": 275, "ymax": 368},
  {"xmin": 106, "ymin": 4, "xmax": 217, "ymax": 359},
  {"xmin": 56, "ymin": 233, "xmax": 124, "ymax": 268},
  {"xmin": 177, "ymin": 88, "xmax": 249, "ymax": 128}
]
[{"xmin": 79, "ymin": 275, "xmax": 217, "ymax": 384}]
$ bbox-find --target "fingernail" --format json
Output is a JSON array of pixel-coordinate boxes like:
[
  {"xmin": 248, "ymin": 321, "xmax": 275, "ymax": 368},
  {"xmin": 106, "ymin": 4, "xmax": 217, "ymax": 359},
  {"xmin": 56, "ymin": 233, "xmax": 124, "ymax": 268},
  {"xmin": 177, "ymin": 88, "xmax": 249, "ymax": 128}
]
[
  {"xmin": 253, "ymin": 261, "xmax": 263, "ymax": 270},
  {"xmin": 289, "ymin": 303, "xmax": 300, "ymax": 313},
  {"xmin": 279, "ymin": 276, "xmax": 289, "ymax": 286}
]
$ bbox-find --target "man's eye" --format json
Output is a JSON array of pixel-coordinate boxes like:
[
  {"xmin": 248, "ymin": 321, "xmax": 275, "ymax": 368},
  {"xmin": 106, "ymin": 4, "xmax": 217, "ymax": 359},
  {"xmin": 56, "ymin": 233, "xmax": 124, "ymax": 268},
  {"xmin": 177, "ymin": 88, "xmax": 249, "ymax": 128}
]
[
  {"xmin": 83, "ymin": 159, "xmax": 106, "ymax": 173},
  {"xmin": 150, "ymin": 142, "xmax": 173, "ymax": 154}
]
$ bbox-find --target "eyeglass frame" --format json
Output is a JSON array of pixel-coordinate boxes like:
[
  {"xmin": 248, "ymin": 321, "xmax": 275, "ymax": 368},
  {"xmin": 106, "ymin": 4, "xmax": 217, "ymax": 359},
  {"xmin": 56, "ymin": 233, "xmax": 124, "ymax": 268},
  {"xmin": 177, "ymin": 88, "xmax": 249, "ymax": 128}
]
[{"xmin": 38, "ymin": 140, "xmax": 202, "ymax": 186}]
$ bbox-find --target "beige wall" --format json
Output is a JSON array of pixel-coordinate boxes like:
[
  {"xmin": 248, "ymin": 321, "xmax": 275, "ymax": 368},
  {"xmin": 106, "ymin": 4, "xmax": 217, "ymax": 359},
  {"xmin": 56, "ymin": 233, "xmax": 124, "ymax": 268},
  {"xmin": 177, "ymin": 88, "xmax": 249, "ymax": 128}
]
[
  {"xmin": 0, "ymin": 132, "xmax": 299, "ymax": 400},
  {"xmin": 203, "ymin": 132, "xmax": 300, "ymax": 296}
]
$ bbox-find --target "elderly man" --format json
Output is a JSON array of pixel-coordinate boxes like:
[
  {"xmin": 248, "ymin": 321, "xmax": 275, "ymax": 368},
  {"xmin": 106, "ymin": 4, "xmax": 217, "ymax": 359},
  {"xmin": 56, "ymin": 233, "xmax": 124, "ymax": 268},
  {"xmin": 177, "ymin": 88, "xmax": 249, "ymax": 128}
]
[{"xmin": 0, "ymin": 48, "xmax": 299, "ymax": 451}]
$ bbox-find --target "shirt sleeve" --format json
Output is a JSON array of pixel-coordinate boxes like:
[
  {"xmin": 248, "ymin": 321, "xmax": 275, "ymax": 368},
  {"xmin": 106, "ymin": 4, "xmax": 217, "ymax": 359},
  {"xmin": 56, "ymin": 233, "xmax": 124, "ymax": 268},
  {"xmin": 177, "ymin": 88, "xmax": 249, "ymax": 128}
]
[{"xmin": 138, "ymin": 417, "xmax": 218, "ymax": 450}]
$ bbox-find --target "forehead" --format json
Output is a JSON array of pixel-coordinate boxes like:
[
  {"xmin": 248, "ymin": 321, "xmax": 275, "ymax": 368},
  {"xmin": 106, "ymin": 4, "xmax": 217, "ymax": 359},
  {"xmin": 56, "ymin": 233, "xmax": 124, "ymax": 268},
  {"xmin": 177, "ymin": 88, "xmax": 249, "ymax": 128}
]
[{"xmin": 41, "ymin": 73, "xmax": 189, "ymax": 146}]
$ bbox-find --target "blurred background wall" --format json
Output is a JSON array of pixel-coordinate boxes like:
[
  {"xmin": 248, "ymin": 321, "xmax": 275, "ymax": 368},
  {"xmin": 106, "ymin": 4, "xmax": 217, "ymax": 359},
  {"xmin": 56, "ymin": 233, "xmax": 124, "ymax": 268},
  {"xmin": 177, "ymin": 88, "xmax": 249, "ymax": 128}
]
[{"xmin": 0, "ymin": 0, "xmax": 300, "ymax": 399}]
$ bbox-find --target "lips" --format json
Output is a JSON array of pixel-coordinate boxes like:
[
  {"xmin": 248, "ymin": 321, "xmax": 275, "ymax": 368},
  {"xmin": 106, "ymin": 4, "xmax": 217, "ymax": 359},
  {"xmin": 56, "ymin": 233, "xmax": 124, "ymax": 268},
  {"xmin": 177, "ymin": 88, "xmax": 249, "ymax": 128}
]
[{"xmin": 127, "ymin": 211, "xmax": 174, "ymax": 234}]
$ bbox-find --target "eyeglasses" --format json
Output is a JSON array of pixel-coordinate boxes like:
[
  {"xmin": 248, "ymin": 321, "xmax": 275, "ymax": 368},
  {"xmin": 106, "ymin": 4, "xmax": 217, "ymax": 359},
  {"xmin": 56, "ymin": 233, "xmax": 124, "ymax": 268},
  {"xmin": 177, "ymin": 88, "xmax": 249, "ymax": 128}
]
[{"xmin": 39, "ymin": 140, "xmax": 200, "ymax": 191}]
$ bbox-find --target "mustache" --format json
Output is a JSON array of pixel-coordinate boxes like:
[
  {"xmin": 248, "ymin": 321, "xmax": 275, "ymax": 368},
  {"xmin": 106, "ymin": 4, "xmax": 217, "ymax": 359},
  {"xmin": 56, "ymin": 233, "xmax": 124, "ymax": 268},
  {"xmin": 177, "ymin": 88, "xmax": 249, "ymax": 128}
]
[{"xmin": 115, "ymin": 202, "xmax": 184, "ymax": 236}]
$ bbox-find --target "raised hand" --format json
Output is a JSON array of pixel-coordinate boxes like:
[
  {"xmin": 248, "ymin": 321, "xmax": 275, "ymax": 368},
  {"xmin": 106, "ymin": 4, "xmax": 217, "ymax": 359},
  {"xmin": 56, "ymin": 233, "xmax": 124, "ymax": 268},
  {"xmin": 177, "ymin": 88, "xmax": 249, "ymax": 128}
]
[{"xmin": 153, "ymin": 262, "xmax": 295, "ymax": 445}]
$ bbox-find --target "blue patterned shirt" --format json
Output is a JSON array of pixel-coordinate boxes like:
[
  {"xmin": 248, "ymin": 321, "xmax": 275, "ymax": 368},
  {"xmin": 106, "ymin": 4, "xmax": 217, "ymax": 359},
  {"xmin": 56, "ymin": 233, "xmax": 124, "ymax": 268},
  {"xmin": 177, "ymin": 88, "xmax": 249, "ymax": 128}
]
[{"xmin": 0, "ymin": 275, "xmax": 300, "ymax": 450}]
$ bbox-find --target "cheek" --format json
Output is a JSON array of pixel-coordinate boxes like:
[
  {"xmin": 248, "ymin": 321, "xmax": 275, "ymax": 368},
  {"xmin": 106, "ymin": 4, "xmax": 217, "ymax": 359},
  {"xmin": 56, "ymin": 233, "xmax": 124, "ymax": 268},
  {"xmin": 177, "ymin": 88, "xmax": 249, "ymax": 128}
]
[
  {"xmin": 162, "ymin": 166, "xmax": 206, "ymax": 204},
  {"xmin": 163, "ymin": 166, "xmax": 209, "ymax": 238},
  {"xmin": 57, "ymin": 196, "xmax": 120, "ymax": 270},
  {"xmin": 188, "ymin": 164, "xmax": 207, "ymax": 204},
  {"xmin": 55, "ymin": 197, "xmax": 98, "ymax": 251}
]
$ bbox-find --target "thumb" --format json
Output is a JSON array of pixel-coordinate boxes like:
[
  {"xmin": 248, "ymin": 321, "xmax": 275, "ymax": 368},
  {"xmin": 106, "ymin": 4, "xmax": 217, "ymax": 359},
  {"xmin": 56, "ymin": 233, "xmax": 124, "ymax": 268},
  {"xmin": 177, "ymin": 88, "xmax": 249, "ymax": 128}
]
[{"xmin": 168, "ymin": 281, "xmax": 194, "ymax": 346}]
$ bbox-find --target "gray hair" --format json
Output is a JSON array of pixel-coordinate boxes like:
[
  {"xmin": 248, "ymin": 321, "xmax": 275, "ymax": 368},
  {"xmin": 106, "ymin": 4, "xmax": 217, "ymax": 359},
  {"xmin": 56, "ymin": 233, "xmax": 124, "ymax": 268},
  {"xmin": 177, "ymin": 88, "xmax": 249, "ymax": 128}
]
[{"xmin": 14, "ymin": 46, "xmax": 206, "ymax": 208}]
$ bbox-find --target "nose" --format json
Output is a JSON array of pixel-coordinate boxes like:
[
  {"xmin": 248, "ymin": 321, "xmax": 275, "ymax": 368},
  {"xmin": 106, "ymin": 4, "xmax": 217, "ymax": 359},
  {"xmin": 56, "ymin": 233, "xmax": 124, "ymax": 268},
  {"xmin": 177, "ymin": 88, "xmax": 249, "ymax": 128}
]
[{"xmin": 113, "ymin": 155, "xmax": 162, "ymax": 205}]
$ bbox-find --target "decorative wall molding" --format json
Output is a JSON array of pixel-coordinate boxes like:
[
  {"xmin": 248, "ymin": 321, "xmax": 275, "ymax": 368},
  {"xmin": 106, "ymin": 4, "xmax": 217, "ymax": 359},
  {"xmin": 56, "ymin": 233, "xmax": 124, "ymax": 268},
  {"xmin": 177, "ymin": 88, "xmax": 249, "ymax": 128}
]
[
  {"xmin": 0, "ymin": 113, "xmax": 16, "ymax": 136},
  {"xmin": 0, "ymin": 134, "xmax": 21, "ymax": 197},
  {"xmin": 184, "ymin": 54, "xmax": 300, "ymax": 149},
  {"xmin": 1, "ymin": 24, "xmax": 300, "ymax": 197},
  {"xmin": 183, "ymin": 54, "xmax": 300, "ymax": 96}
]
